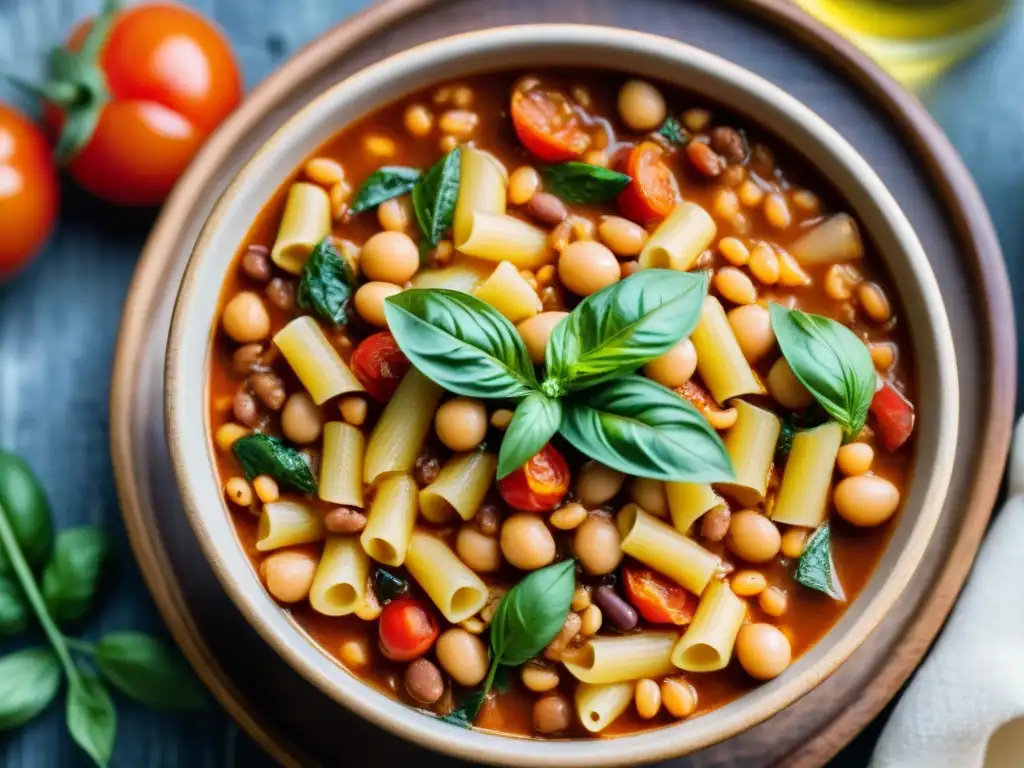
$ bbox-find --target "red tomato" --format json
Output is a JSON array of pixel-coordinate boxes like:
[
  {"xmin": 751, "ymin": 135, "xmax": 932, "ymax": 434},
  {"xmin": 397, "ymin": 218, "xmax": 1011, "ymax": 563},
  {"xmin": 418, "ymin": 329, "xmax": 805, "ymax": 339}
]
[
  {"xmin": 378, "ymin": 596, "xmax": 439, "ymax": 662},
  {"xmin": 623, "ymin": 567, "xmax": 698, "ymax": 626},
  {"xmin": 511, "ymin": 87, "xmax": 590, "ymax": 163},
  {"xmin": 870, "ymin": 380, "xmax": 915, "ymax": 452},
  {"xmin": 39, "ymin": 3, "xmax": 241, "ymax": 205},
  {"xmin": 617, "ymin": 141, "xmax": 679, "ymax": 223},
  {"xmin": 351, "ymin": 332, "xmax": 411, "ymax": 402},
  {"xmin": 498, "ymin": 443, "xmax": 570, "ymax": 513},
  {"xmin": 0, "ymin": 105, "xmax": 58, "ymax": 277}
]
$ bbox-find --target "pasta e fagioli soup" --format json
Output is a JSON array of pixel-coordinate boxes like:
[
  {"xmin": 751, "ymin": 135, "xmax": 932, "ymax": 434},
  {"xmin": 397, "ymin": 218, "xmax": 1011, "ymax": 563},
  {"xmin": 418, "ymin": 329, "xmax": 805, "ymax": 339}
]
[{"xmin": 207, "ymin": 69, "xmax": 915, "ymax": 739}]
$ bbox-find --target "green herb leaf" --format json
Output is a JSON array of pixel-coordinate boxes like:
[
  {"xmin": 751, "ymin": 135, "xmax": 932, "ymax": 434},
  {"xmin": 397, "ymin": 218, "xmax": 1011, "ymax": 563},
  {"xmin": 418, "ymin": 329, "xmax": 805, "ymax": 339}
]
[
  {"xmin": 560, "ymin": 376, "xmax": 735, "ymax": 483},
  {"xmin": 546, "ymin": 269, "xmax": 707, "ymax": 390},
  {"xmin": 95, "ymin": 632, "xmax": 207, "ymax": 711},
  {"xmin": 384, "ymin": 289, "xmax": 538, "ymax": 399},
  {"xmin": 497, "ymin": 392, "xmax": 563, "ymax": 479},
  {"xmin": 540, "ymin": 162, "xmax": 631, "ymax": 203},
  {"xmin": 769, "ymin": 304, "xmax": 876, "ymax": 438},
  {"xmin": 373, "ymin": 568, "xmax": 408, "ymax": 604},
  {"xmin": 42, "ymin": 526, "xmax": 112, "ymax": 626},
  {"xmin": 658, "ymin": 116, "xmax": 689, "ymax": 145},
  {"xmin": 413, "ymin": 148, "xmax": 461, "ymax": 245},
  {"xmin": 490, "ymin": 559, "xmax": 575, "ymax": 666},
  {"xmin": 794, "ymin": 523, "xmax": 846, "ymax": 601},
  {"xmin": 350, "ymin": 166, "xmax": 421, "ymax": 213},
  {"xmin": 0, "ymin": 452, "xmax": 55, "ymax": 574},
  {"xmin": 67, "ymin": 666, "xmax": 116, "ymax": 768},
  {"xmin": 232, "ymin": 434, "xmax": 317, "ymax": 494},
  {"xmin": 296, "ymin": 237, "xmax": 357, "ymax": 325},
  {"xmin": 0, "ymin": 576, "xmax": 29, "ymax": 637},
  {"xmin": 440, "ymin": 687, "xmax": 488, "ymax": 728},
  {"xmin": 775, "ymin": 404, "xmax": 831, "ymax": 462},
  {"xmin": 0, "ymin": 648, "xmax": 61, "ymax": 730}
]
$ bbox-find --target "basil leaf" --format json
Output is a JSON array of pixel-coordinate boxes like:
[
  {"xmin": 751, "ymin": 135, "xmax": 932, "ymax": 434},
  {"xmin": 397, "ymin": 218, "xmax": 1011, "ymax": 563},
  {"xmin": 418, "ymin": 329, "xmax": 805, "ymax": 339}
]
[
  {"xmin": 658, "ymin": 116, "xmax": 689, "ymax": 145},
  {"xmin": 769, "ymin": 304, "xmax": 875, "ymax": 438},
  {"xmin": 0, "ymin": 452, "xmax": 55, "ymax": 574},
  {"xmin": 95, "ymin": 632, "xmax": 207, "ymax": 711},
  {"xmin": 42, "ymin": 526, "xmax": 112, "ymax": 625},
  {"xmin": 350, "ymin": 166, "xmax": 421, "ymax": 213},
  {"xmin": 546, "ymin": 270, "xmax": 708, "ymax": 390},
  {"xmin": 373, "ymin": 568, "xmax": 408, "ymax": 604},
  {"xmin": 497, "ymin": 393, "xmax": 562, "ymax": 480},
  {"xmin": 0, "ymin": 576, "xmax": 28, "ymax": 637},
  {"xmin": 232, "ymin": 434, "xmax": 317, "ymax": 494},
  {"xmin": 794, "ymin": 523, "xmax": 846, "ymax": 601},
  {"xmin": 490, "ymin": 560, "xmax": 575, "ymax": 666},
  {"xmin": 560, "ymin": 376, "xmax": 735, "ymax": 483},
  {"xmin": 540, "ymin": 162, "xmax": 631, "ymax": 203},
  {"xmin": 413, "ymin": 148, "xmax": 461, "ymax": 245},
  {"xmin": 440, "ymin": 687, "xmax": 488, "ymax": 728},
  {"xmin": 384, "ymin": 289, "xmax": 538, "ymax": 399},
  {"xmin": 67, "ymin": 666, "xmax": 116, "ymax": 768},
  {"xmin": 775, "ymin": 405, "xmax": 831, "ymax": 462},
  {"xmin": 296, "ymin": 237, "xmax": 356, "ymax": 325},
  {"xmin": 0, "ymin": 648, "xmax": 61, "ymax": 730}
]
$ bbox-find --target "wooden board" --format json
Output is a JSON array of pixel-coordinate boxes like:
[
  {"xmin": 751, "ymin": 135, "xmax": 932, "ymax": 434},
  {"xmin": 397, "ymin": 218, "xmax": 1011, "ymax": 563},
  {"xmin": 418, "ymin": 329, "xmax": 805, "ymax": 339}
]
[{"xmin": 109, "ymin": 1, "xmax": 1015, "ymax": 766}]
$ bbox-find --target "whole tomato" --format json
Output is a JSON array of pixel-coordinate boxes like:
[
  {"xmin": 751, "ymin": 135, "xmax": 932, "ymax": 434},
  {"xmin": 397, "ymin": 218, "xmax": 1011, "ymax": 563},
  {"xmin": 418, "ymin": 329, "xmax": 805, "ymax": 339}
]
[
  {"xmin": 36, "ymin": 1, "xmax": 241, "ymax": 205},
  {"xmin": 0, "ymin": 104, "xmax": 59, "ymax": 278}
]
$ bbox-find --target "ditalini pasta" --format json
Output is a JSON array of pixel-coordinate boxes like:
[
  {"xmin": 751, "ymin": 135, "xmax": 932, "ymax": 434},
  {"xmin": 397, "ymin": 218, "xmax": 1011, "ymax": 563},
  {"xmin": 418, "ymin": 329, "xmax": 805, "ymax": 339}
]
[
  {"xmin": 360, "ymin": 474, "xmax": 418, "ymax": 566},
  {"xmin": 274, "ymin": 316, "xmax": 365, "ymax": 405},
  {"xmin": 576, "ymin": 682, "xmax": 634, "ymax": 734},
  {"xmin": 618, "ymin": 505, "xmax": 720, "ymax": 596},
  {"xmin": 255, "ymin": 501, "xmax": 324, "ymax": 551},
  {"xmin": 270, "ymin": 182, "xmax": 332, "ymax": 274},
  {"xmin": 672, "ymin": 580, "xmax": 747, "ymax": 672},
  {"xmin": 691, "ymin": 296, "xmax": 764, "ymax": 404},
  {"xmin": 666, "ymin": 482, "xmax": 724, "ymax": 534},
  {"xmin": 474, "ymin": 260, "xmax": 543, "ymax": 323},
  {"xmin": 454, "ymin": 146, "xmax": 508, "ymax": 247},
  {"xmin": 404, "ymin": 530, "xmax": 488, "ymax": 623},
  {"xmin": 458, "ymin": 212, "xmax": 554, "ymax": 269},
  {"xmin": 772, "ymin": 421, "xmax": 843, "ymax": 527},
  {"xmin": 319, "ymin": 421, "xmax": 365, "ymax": 507},
  {"xmin": 363, "ymin": 369, "xmax": 443, "ymax": 485},
  {"xmin": 309, "ymin": 535, "xmax": 370, "ymax": 616},
  {"xmin": 564, "ymin": 632, "xmax": 680, "ymax": 684},
  {"xmin": 638, "ymin": 201, "xmax": 717, "ymax": 272},
  {"xmin": 718, "ymin": 400, "xmax": 782, "ymax": 508},
  {"xmin": 418, "ymin": 451, "xmax": 497, "ymax": 523}
]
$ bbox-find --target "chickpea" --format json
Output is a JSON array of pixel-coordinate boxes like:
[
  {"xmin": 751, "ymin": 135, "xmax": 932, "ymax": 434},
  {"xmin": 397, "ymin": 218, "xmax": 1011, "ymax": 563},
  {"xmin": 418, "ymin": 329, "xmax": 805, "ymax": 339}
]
[
  {"xmin": 436, "ymin": 628, "xmax": 490, "ymax": 687},
  {"xmin": 439, "ymin": 109, "xmax": 479, "ymax": 139},
  {"xmin": 598, "ymin": 216, "xmax": 648, "ymax": 257},
  {"xmin": 834, "ymin": 475, "xmax": 901, "ymax": 527},
  {"xmin": 714, "ymin": 267, "xmax": 757, "ymax": 305},
  {"xmin": 580, "ymin": 604, "xmax": 603, "ymax": 636},
  {"xmin": 260, "ymin": 550, "xmax": 318, "ymax": 603},
  {"xmin": 643, "ymin": 338, "xmax": 698, "ymax": 388},
  {"xmin": 837, "ymin": 442, "xmax": 874, "ymax": 476},
  {"xmin": 533, "ymin": 693, "xmax": 573, "ymax": 734},
  {"xmin": 736, "ymin": 623, "xmax": 792, "ymax": 680},
  {"xmin": 354, "ymin": 281, "xmax": 401, "ymax": 327},
  {"xmin": 766, "ymin": 357, "xmax": 814, "ymax": 409},
  {"xmin": 339, "ymin": 638, "xmax": 370, "ymax": 668},
  {"xmin": 403, "ymin": 104, "xmax": 433, "ymax": 137},
  {"xmin": 521, "ymin": 661, "xmax": 560, "ymax": 693},
  {"xmin": 304, "ymin": 157, "xmax": 345, "ymax": 187},
  {"xmin": 508, "ymin": 167, "xmax": 541, "ymax": 206},
  {"xmin": 732, "ymin": 569, "xmax": 768, "ymax": 597},
  {"xmin": 629, "ymin": 477, "xmax": 668, "ymax": 517},
  {"xmin": 857, "ymin": 282, "xmax": 892, "ymax": 322},
  {"xmin": 576, "ymin": 461, "xmax": 626, "ymax": 507},
  {"xmin": 780, "ymin": 527, "xmax": 810, "ymax": 559},
  {"xmin": 363, "ymin": 134, "xmax": 397, "ymax": 160},
  {"xmin": 224, "ymin": 477, "xmax": 253, "ymax": 507},
  {"xmin": 339, "ymin": 395, "xmax": 367, "ymax": 427},
  {"xmin": 661, "ymin": 677, "xmax": 698, "ymax": 718},
  {"xmin": 517, "ymin": 311, "xmax": 568, "ymax": 365},
  {"xmin": 573, "ymin": 516, "xmax": 623, "ymax": 575},
  {"xmin": 280, "ymin": 392, "xmax": 323, "ymax": 445},
  {"xmin": 759, "ymin": 586, "xmax": 788, "ymax": 617},
  {"xmin": 456, "ymin": 524, "xmax": 501, "ymax": 573},
  {"xmin": 617, "ymin": 80, "xmax": 667, "ymax": 132},
  {"xmin": 253, "ymin": 475, "xmax": 280, "ymax": 504},
  {"xmin": 726, "ymin": 510, "xmax": 781, "ymax": 563},
  {"xmin": 490, "ymin": 408, "xmax": 514, "ymax": 431},
  {"xmin": 377, "ymin": 197, "xmax": 411, "ymax": 232},
  {"xmin": 404, "ymin": 658, "xmax": 444, "ymax": 705},
  {"xmin": 550, "ymin": 502, "xmax": 588, "ymax": 531},
  {"xmin": 434, "ymin": 397, "xmax": 488, "ymax": 452},
  {"xmin": 215, "ymin": 423, "xmax": 249, "ymax": 454},
  {"xmin": 727, "ymin": 304, "xmax": 776, "ymax": 364},
  {"xmin": 635, "ymin": 679, "xmax": 662, "ymax": 719},
  {"xmin": 222, "ymin": 292, "xmax": 271, "ymax": 343},
  {"xmin": 571, "ymin": 585, "xmax": 592, "ymax": 612},
  {"xmin": 558, "ymin": 241, "xmax": 620, "ymax": 296},
  {"xmin": 501, "ymin": 514, "xmax": 556, "ymax": 571},
  {"xmin": 869, "ymin": 342, "xmax": 896, "ymax": 371},
  {"xmin": 360, "ymin": 231, "xmax": 419, "ymax": 284}
]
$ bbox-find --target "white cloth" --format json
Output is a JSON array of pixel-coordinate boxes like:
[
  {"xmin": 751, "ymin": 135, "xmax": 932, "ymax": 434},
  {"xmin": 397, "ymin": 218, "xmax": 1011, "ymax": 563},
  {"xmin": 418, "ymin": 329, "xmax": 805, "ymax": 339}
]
[{"xmin": 870, "ymin": 416, "xmax": 1024, "ymax": 768}]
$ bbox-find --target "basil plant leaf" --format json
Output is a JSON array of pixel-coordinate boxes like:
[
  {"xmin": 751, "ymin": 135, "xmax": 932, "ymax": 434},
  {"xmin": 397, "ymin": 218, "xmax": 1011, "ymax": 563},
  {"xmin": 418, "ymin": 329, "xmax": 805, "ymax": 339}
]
[
  {"xmin": 497, "ymin": 392, "xmax": 563, "ymax": 479},
  {"xmin": 540, "ymin": 162, "xmax": 631, "ymax": 203},
  {"xmin": 769, "ymin": 304, "xmax": 875, "ymax": 438},
  {"xmin": 96, "ymin": 632, "xmax": 208, "ymax": 711},
  {"xmin": 0, "ymin": 451, "xmax": 55, "ymax": 574},
  {"xmin": 350, "ymin": 166, "xmax": 421, "ymax": 213},
  {"xmin": 296, "ymin": 237, "xmax": 356, "ymax": 325},
  {"xmin": 794, "ymin": 523, "xmax": 846, "ymax": 601},
  {"xmin": 547, "ymin": 270, "xmax": 707, "ymax": 390},
  {"xmin": 490, "ymin": 559, "xmax": 575, "ymax": 666},
  {"xmin": 232, "ymin": 434, "xmax": 317, "ymax": 494},
  {"xmin": 0, "ymin": 648, "xmax": 62, "ymax": 730},
  {"xmin": 560, "ymin": 376, "xmax": 735, "ymax": 483},
  {"xmin": 658, "ymin": 116, "xmax": 689, "ymax": 145},
  {"xmin": 42, "ymin": 526, "xmax": 112, "ymax": 626},
  {"xmin": 384, "ymin": 289, "xmax": 538, "ymax": 399},
  {"xmin": 413, "ymin": 148, "xmax": 461, "ymax": 245},
  {"xmin": 66, "ymin": 666, "xmax": 117, "ymax": 768},
  {"xmin": 0, "ymin": 576, "xmax": 29, "ymax": 637}
]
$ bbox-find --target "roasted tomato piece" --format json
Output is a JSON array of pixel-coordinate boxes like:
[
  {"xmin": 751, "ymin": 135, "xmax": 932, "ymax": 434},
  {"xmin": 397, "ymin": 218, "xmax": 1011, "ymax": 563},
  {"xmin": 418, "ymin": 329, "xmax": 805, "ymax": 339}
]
[
  {"xmin": 498, "ymin": 443, "xmax": 570, "ymax": 513},
  {"xmin": 870, "ymin": 380, "xmax": 915, "ymax": 452},
  {"xmin": 617, "ymin": 141, "xmax": 679, "ymax": 223},
  {"xmin": 351, "ymin": 331, "xmax": 411, "ymax": 402},
  {"xmin": 623, "ymin": 567, "xmax": 698, "ymax": 625},
  {"xmin": 378, "ymin": 596, "xmax": 439, "ymax": 662},
  {"xmin": 511, "ymin": 86, "xmax": 590, "ymax": 163}
]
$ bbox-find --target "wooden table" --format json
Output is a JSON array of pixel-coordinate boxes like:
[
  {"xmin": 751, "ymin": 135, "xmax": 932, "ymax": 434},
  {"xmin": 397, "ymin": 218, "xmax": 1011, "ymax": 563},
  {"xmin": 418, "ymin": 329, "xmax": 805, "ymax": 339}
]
[{"xmin": 0, "ymin": 1, "xmax": 1020, "ymax": 766}]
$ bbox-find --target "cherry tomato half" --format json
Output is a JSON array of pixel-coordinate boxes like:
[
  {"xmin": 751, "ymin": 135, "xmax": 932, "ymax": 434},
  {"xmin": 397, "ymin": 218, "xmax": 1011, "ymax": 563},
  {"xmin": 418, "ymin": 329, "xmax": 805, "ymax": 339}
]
[
  {"xmin": 870, "ymin": 380, "xmax": 915, "ymax": 452},
  {"xmin": 378, "ymin": 596, "xmax": 439, "ymax": 662},
  {"xmin": 511, "ymin": 87, "xmax": 590, "ymax": 163},
  {"xmin": 498, "ymin": 443, "xmax": 570, "ymax": 513},
  {"xmin": 623, "ymin": 566, "xmax": 698, "ymax": 626},
  {"xmin": 351, "ymin": 331, "xmax": 411, "ymax": 402},
  {"xmin": 617, "ymin": 141, "xmax": 679, "ymax": 223}
]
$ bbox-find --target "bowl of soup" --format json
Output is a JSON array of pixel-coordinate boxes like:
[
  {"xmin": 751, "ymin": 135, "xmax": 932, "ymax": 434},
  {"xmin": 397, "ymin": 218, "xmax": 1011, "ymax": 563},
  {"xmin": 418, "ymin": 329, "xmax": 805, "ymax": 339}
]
[{"xmin": 166, "ymin": 24, "xmax": 957, "ymax": 766}]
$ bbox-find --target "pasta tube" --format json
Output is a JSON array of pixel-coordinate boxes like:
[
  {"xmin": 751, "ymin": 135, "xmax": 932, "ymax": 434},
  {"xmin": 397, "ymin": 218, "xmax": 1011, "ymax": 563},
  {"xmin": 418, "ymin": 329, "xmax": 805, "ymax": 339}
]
[
  {"xmin": 404, "ymin": 530, "xmax": 488, "ymax": 623},
  {"xmin": 274, "ymin": 316, "xmax": 365, "ymax": 405},
  {"xmin": 319, "ymin": 422, "xmax": 365, "ymax": 507},
  {"xmin": 576, "ymin": 682, "xmax": 634, "ymax": 734},
  {"xmin": 309, "ymin": 535, "xmax": 369, "ymax": 616},
  {"xmin": 270, "ymin": 182, "xmax": 332, "ymax": 274},
  {"xmin": 691, "ymin": 296, "xmax": 764, "ymax": 404},
  {"xmin": 458, "ymin": 212, "xmax": 554, "ymax": 270},
  {"xmin": 666, "ymin": 482, "xmax": 723, "ymax": 534},
  {"xmin": 411, "ymin": 254, "xmax": 495, "ymax": 293},
  {"xmin": 360, "ymin": 474, "xmax": 418, "ymax": 566},
  {"xmin": 564, "ymin": 632, "xmax": 679, "ymax": 684},
  {"xmin": 618, "ymin": 505, "xmax": 719, "ymax": 596},
  {"xmin": 771, "ymin": 421, "xmax": 843, "ymax": 527},
  {"xmin": 454, "ymin": 147, "xmax": 507, "ymax": 247},
  {"xmin": 671, "ymin": 580, "xmax": 746, "ymax": 672},
  {"xmin": 363, "ymin": 369, "xmax": 443, "ymax": 485},
  {"xmin": 639, "ymin": 202, "xmax": 716, "ymax": 272},
  {"xmin": 419, "ymin": 451, "xmax": 497, "ymax": 523},
  {"xmin": 473, "ymin": 261, "xmax": 542, "ymax": 323},
  {"xmin": 255, "ymin": 501, "xmax": 324, "ymax": 552},
  {"xmin": 718, "ymin": 400, "xmax": 781, "ymax": 508}
]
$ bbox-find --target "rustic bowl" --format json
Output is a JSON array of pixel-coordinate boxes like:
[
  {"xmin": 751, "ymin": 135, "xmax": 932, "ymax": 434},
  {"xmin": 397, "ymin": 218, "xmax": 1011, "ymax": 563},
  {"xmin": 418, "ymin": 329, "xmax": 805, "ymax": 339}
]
[{"xmin": 165, "ymin": 25, "xmax": 958, "ymax": 766}]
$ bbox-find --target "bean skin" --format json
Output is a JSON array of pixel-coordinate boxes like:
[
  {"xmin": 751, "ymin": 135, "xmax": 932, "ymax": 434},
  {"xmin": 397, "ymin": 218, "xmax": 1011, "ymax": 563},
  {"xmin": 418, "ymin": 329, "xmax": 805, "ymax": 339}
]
[
  {"xmin": 232, "ymin": 388, "xmax": 263, "ymax": 428},
  {"xmin": 593, "ymin": 586, "xmax": 638, "ymax": 631},
  {"xmin": 266, "ymin": 277, "xmax": 296, "ymax": 311},
  {"xmin": 527, "ymin": 192, "xmax": 568, "ymax": 226},
  {"xmin": 249, "ymin": 372, "xmax": 287, "ymax": 411},
  {"xmin": 241, "ymin": 245, "xmax": 272, "ymax": 282},
  {"xmin": 232, "ymin": 343, "xmax": 265, "ymax": 377},
  {"xmin": 324, "ymin": 507, "xmax": 367, "ymax": 534}
]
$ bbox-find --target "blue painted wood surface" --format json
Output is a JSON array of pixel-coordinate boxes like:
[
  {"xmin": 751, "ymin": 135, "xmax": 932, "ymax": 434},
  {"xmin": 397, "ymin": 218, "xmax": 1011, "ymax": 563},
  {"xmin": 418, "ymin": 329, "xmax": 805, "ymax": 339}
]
[{"xmin": 0, "ymin": 1, "xmax": 1021, "ymax": 766}]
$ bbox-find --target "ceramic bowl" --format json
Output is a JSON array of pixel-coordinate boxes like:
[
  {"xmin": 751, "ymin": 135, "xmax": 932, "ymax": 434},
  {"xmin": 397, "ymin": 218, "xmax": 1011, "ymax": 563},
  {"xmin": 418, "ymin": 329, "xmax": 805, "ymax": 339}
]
[{"xmin": 165, "ymin": 24, "xmax": 958, "ymax": 766}]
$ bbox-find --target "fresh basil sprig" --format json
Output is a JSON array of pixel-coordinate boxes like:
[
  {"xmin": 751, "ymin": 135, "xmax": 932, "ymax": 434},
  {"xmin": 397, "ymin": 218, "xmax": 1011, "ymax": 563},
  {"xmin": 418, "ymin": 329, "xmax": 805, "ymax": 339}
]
[
  {"xmin": 0, "ymin": 576, "xmax": 28, "ymax": 636},
  {"xmin": 296, "ymin": 237, "xmax": 357, "ymax": 326},
  {"xmin": 770, "ymin": 304, "xmax": 875, "ymax": 439},
  {"xmin": 232, "ymin": 433, "xmax": 318, "ymax": 494},
  {"xmin": 0, "ymin": 452, "xmax": 54, "ymax": 574},
  {"xmin": 350, "ymin": 166, "xmax": 421, "ymax": 213},
  {"xmin": 497, "ymin": 392, "xmax": 563, "ymax": 482},
  {"xmin": 658, "ymin": 116, "xmax": 689, "ymax": 145},
  {"xmin": 540, "ymin": 162, "xmax": 631, "ymax": 203},
  {"xmin": 42, "ymin": 526, "xmax": 112, "ymax": 625},
  {"xmin": 413, "ymin": 148, "xmax": 461, "ymax": 245},
  {"xmin": 94, "ymin": 633, "xmax": 207, "ymax": 711},
  {"xmin": 0, "ymin": 648, "xmax": 62, "ymax": 729},
  {"xmin": 794, "ymin": 522, "xmax": 845, "ymax": 601}
]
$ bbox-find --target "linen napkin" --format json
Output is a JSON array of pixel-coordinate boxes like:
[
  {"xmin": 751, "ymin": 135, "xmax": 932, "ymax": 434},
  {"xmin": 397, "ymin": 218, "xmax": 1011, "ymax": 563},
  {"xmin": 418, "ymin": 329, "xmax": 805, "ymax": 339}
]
[{"xmin": 870, "ymin": 416, "xmax": 1024, "ymax": 768}]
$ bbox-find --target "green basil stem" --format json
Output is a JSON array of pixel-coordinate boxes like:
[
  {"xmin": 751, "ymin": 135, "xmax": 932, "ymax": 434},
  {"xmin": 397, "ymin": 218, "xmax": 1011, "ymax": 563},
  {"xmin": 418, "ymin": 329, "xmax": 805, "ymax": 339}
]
[{"xmin": 63, "ymin": 636, "xmax": 97, "ymax": 655}]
